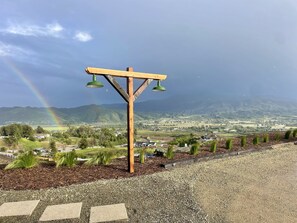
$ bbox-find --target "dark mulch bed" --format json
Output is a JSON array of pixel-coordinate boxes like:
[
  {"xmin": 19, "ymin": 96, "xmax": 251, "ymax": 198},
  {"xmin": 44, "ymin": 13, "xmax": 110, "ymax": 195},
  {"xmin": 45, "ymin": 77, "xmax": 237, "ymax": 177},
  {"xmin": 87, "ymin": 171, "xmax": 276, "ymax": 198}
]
[
  {"xmin": 0, "ymin": 157, "xmax": 168, "ymax": 190},
  {"xmin": 0, "ymin": 131, "xmax": 295, "ymax": 191}
]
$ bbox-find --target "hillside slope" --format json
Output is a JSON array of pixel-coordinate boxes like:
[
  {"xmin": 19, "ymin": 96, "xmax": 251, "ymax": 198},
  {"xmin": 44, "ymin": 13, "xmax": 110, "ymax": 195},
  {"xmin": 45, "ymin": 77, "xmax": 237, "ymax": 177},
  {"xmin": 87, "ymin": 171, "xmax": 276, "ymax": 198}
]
[{"xmin": 1, "ymin": 97, "xmax": 297, "ymax": 125}]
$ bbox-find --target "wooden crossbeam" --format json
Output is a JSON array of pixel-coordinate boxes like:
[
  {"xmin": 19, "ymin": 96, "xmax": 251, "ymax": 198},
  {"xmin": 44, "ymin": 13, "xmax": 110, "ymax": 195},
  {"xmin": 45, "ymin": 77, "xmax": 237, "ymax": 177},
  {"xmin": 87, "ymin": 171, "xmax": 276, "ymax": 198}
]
[{"xmin": 86, "ymin": 67, "xmax": 167, "ymax": 80}]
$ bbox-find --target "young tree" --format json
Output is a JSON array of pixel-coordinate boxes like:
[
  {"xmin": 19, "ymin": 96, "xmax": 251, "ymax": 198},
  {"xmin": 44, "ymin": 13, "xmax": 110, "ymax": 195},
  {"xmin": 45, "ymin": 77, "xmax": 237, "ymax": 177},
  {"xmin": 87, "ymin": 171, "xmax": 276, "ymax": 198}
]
[
  {"xmin": 36, "ymin": 126, "xmax": 45, "ymax": 134},
  {"xmin": 49, "ymin": 140, "xmax": 57, "ymax": 154},
  {"xmin": 285, "ymin": 130, "xmax": 292, "ymax": 140},
  {"xmin": 225, "ymin": 139, "xmax": 233, "ymax": 150},
  {"xmin": 22, "ymin": 125, "xmax": 34, "ymax": 138},
  {"xmin": 241, "ymin": 136, "xmax": 247, "ymax": 147},
  {"xmin": 78, "ymin": 138, "xmax": 88, "ymax": 149},
  {"xmin": 4, "ymin": 136, "xmax": 19, "ymax": 148}
]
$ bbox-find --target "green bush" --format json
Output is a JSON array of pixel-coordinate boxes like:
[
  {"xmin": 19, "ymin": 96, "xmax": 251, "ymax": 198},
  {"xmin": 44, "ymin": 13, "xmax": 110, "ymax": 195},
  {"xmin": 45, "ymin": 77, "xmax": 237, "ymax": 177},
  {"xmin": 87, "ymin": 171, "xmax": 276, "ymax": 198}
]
[
  {"xmin": 55, "ymin": 150, "xmax": 77, "ymax": 167},
  {"xmin": 275, "ymin": 133, "xmax": 281, "ymax": 141},
  {"xmin": 263, "ymin": 134, "xmax": 269, "ymax": 143},
  {"xmin": 28, "ymin": 136, "xmax": 36, "ymax": 142},
  {"xmin": 293, "ymin": 129, "xmax": 297, "ymax": 138},
  {"xmin": 210, "ymin": 141, "xmax": 217, "ymax": 153},
  {"xmin": 285, "ymin": 130, "xmax": 292, "ymax": 140},
  {"xmin": 85, "ymin": 151, "xmax": 114, "ymax": 166},
  {"xmin": 241, "ymin": 136, "xmax": 247, "ymax": 147},
  {"xmin": 166, "ymin": 146, "xmax": 174, "ymax": 159},
  {"xmin": 0, "ymin": 147, "xmax": 7, "ymax": 152},
  {"xmin": 78, "ymin": 137, "xmax": 88, "ymax": 149},
  {"xmin": 190, "ymin": 143, "xmax": 200, "ymax": 155},
  {"xmin": 140, "ymin": 149, "xmax": 145, "ymax": 164},
  {"xmin": 253, "ymin": 136, "xmax": 259, "ymax": 145},
  {"xmin": 49, "ymin": 140, "xmax": 57, "ymax": 154},
  {"xmin": 5, "ymin": 151, "xmax": 38, "ymax": 170},
  {"xmin": 225, "ymin": 139, "xmax": 233, "ymax": 150}
]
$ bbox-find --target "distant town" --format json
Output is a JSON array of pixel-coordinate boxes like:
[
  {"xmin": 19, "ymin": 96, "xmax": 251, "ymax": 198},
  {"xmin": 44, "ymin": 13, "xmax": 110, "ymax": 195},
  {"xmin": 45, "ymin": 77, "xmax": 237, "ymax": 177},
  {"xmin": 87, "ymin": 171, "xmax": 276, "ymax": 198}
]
[{"xmin": 1, "ymin": 113, "xmax": 297, "ymax": 164}]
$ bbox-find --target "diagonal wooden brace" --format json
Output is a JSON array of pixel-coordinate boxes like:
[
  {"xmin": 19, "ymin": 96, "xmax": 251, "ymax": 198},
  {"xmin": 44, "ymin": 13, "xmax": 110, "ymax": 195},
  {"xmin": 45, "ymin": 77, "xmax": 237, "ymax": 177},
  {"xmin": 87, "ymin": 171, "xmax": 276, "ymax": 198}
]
[
  {"xmin": 133, "ymin": 79, "xmax": 153, "ymax": 101},
  {"xmin": 103, "ymin": 75, "xmax": 129, "ymax": 103}
]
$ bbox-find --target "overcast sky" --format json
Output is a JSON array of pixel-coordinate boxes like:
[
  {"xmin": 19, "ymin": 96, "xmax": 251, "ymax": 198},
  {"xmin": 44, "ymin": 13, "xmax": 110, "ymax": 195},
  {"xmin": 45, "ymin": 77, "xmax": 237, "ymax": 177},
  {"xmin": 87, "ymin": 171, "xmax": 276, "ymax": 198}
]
[{"xmin": 1, "ymin": 0, "xmax": 297, "ymax": 107}]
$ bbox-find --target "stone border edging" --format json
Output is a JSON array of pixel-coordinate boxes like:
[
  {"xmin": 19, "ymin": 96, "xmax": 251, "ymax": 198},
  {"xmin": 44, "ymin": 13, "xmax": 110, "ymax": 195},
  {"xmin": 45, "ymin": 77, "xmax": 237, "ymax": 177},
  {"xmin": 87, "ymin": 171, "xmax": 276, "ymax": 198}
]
[{"xmin": 161, "ymin": 146, "xmax": 276, "ymax": 169}]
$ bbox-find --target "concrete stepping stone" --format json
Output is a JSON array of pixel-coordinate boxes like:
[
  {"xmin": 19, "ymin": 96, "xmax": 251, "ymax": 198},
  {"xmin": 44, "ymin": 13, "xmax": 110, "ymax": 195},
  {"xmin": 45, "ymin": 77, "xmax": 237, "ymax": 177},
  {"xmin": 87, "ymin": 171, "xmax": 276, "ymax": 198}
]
[
  {"xmin": 0, "ymin": 200, "xmax": 40, "ymax": 217},
  {"xmin": 89, "ymin": 203, "xmax": 128, "ymax": 223},
  {"xmin": 39, "ymin": 202, "xmax": 82, "ymax": 222}
]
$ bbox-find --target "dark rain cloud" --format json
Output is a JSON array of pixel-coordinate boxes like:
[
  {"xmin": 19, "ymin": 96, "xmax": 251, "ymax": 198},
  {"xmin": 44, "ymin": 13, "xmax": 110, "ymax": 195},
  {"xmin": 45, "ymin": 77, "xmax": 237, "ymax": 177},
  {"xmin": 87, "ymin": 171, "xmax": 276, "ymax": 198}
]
[{"xmin": 0, "ymin": 0, "xmax": 297, "ymax": 107}]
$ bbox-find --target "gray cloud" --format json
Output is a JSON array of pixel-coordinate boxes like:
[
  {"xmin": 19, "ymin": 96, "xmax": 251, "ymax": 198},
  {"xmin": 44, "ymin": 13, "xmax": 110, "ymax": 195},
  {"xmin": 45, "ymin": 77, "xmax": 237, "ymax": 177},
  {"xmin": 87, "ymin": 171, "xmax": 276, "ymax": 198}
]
[
  {"xmin": 0, "ymin": 41, "xmax": 35, "ymax": 59},
  {"xmin": 73, "ymin": 31, "xmax": 93, "ymax": 42},
  {"xmin": 1, "ymin": 21, "xmax": 64, "ymax": 38}
]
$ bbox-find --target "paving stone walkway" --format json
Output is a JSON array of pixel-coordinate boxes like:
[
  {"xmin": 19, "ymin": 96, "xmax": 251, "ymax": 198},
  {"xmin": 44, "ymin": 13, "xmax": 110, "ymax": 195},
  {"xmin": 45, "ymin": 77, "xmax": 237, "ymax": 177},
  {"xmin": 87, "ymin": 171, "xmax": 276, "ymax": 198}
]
[
  {"xmin": 90, "ymin": 203, "xmax": 128, "ymax": 223},
  {"xmin": 0, "ymin": 200, "xmax": 128, "ymax": 222},
  {"xmin": 0, "ymin": 200, "xmax": 40, "ymax": 217}
]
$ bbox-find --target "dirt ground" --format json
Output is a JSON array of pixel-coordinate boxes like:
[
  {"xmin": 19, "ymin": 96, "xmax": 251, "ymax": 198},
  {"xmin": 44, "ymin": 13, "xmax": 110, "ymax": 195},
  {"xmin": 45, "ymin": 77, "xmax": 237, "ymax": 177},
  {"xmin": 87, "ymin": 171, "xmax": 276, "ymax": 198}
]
[{"xmin": 192, "ymin": 142, "xmax": 297, "ymax": 223}]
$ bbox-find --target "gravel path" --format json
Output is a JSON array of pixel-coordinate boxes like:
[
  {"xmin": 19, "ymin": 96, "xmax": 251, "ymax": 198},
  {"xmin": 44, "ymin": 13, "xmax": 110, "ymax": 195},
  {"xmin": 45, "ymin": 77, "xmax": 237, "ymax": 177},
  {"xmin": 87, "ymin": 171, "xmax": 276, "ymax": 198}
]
[{"xmin": 0, "ymin": 143, "xmax": 297, "ymax": 223}]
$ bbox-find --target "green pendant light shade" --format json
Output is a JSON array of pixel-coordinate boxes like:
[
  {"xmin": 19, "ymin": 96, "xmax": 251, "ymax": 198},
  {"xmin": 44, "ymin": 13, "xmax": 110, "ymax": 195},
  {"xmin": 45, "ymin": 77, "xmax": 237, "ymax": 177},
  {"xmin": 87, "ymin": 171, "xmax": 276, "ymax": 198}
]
[
  {"xmin": 86, "ymin": 74, "xmax": 104, "ymax": 88},
  {"xmin": 152, "ymin": 80, "xmax": 166, "ymax": 91}
]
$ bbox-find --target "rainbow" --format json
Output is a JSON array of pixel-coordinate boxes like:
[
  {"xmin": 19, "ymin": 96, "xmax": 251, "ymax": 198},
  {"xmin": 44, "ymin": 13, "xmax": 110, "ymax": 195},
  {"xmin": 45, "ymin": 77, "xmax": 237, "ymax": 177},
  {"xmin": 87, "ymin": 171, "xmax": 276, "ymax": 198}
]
[{"xmin": 2, "ymin": 58, "xmax": 63, "ymax": 128}]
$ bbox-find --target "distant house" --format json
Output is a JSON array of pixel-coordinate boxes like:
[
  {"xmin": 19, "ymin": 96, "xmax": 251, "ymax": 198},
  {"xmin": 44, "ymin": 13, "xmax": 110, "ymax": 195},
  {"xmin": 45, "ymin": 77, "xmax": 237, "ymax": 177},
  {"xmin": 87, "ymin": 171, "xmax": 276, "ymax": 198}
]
[
  {"xmin": 135, "ymin": 141, "xmax": 157, "ymax": 148},
  {"xmin": 33, "ymin": 148, "xmax": 49, "ymax": 157},
  {"xmin": 35, "ymin": 134, "xmax": 50, "ymax": 139},
  {"xmin": 200, "ymin": 134, "xmax": 217, "ymax": 142},
  {"xmin": 59, "ymin": 145, "xmax": 78, "ymax": 152}
]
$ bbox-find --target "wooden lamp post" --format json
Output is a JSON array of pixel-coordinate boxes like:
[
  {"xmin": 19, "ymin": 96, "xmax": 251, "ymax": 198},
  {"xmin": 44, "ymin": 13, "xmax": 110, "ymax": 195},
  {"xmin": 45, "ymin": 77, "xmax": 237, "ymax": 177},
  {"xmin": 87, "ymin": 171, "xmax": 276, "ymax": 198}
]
[{"xmin": 85, "ymin": 67, "xmax": 167, "ymax": 173}]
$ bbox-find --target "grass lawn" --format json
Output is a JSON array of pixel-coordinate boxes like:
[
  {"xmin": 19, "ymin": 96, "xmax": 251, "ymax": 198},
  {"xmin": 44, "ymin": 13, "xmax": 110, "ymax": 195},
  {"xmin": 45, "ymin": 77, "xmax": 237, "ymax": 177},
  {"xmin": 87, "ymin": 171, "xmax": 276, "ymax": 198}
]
[
  {"xmin": 0, "ymin": 139, "xmax": 6, "ymax": 147},
  {"xmin": 19, "ymin": 138, "xmax": 48, "ymax": 150},
  {"xmin": 42, "ymin": 126, "xmax": 69, "ymax": 131}
]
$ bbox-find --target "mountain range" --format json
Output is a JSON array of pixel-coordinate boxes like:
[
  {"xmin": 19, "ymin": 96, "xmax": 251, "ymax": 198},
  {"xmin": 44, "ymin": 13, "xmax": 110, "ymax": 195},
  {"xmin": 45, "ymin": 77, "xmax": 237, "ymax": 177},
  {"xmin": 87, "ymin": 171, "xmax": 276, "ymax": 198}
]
[{"xmin": 1, "ymin": 96, "xmax": 297, "ymax": 125}]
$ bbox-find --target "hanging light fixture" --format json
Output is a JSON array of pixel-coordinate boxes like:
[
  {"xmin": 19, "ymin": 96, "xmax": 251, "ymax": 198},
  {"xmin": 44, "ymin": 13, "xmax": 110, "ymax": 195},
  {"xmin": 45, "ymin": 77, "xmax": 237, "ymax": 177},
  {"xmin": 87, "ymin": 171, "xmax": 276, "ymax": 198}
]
[
  {"xmin": 152, "ymin": 80, "xmax": 166, "ymax": 91},
  {"xmin": 86, "ymin": 74, "xmax": 104, "ymax": 88}
]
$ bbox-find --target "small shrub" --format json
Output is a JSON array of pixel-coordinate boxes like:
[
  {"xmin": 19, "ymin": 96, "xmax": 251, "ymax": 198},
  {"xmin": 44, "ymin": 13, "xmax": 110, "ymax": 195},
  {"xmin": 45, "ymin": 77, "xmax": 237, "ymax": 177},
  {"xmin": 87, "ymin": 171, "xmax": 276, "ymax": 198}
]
[
  {"xmin": 190, "ymin": 143, "xmax": 200, "ymax": 155},
  {"xmin": 210, "ymin": 141, "xmax": 217, "ymax": 153},
  {"xmin": 85, "ymin": 152, "xmax": 114, "ymax": 166},
  {"xmin": 49, "ymin": 140, "xmax": 57, "ymax": 154},
  {"xmin": 78, "ymin": 137, "xmax": 88, "ymax": 149},
  {"xmin": 285, "ymin": 130, "xmax": 292, "ymax": 140},
  {"xmin": 5, "ymin": 151, "xmax": 38, "ymax": 170},
  {"xmin": 225, "ymin": 139, "xmax": 233, "ymax": 150},
  {"xmin": 166, "ymin": 146, "xmax": 174, "ymax": 159},
  {"xmin": 140, "ymin": 149, "xmax": 145, "ymax": 164},
  {"xmin": 263, "ymin": 134, "xmax": 269, "ymax": 143},
  {"xmin": 28, "ymin": 136, "xmax": 36, "ymax": 142},
  {"xmin": 241, "ymin": 136, "xmax": 247, "ymax": 147},
  {"xmin": 253, "ymin": 136, "xmax": 259, "ymax": 145},
  {"xmin": 55, "ymin": 150, "xmax": 77, "ymax": 167},
  {"xmin": 293, "ymin": 129, "xmax": 297, "ymax": 138},
  {"xmin": 275, "ymin": 133, "xmax": 281, "ymax": 141},
  {"xmin": 0, "ymin": 147, "xmax": 7, "ymax": 152}
]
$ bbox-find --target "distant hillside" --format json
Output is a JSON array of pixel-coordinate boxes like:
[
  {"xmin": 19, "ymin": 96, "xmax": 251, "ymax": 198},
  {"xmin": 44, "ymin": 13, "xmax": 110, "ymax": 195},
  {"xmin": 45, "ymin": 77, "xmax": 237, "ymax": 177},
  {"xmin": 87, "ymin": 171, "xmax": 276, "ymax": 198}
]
[
  {"xmin": 139, "ymin": 97, "xmax": 297, "ymax": 118},
  {"xmin": 0, "ymin": 105, "xmax": 142, "ymax": 125},
  {"xmin": 1, "ymin": 97, "xmax": 297, "ymax": 125}
]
